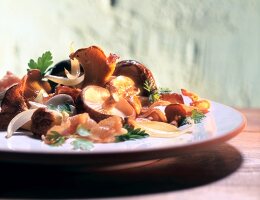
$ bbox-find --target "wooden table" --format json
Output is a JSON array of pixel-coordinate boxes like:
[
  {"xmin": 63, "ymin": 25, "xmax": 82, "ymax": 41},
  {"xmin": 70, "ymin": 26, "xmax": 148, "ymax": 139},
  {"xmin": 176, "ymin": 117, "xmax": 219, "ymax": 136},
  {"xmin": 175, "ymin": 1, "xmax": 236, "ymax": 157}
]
[{"xmin": 0, "ymin": 109, "xmax": 259, "ymax": 199}]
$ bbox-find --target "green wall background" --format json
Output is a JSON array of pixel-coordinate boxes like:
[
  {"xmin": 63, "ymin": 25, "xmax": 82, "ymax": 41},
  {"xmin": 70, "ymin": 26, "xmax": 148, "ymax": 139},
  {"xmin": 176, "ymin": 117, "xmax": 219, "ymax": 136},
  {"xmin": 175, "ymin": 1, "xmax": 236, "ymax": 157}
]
[{"xmin": 0, "ymin": 0, "xmax": 259, "ymax": 108}]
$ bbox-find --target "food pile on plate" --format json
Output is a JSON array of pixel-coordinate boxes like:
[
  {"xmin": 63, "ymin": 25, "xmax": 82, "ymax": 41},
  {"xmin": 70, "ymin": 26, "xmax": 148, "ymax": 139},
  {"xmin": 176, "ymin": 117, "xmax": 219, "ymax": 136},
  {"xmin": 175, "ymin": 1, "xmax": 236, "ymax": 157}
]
[{"xmin": 0, "ymin": 46, "xmax": 210, "ymax": 150}]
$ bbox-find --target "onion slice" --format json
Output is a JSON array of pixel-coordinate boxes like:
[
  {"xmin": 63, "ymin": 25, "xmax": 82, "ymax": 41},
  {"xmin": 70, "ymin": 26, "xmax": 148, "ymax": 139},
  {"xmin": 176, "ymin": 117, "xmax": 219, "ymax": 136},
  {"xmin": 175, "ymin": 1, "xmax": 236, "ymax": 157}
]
[
  {"xmin": 44, "ymin": 74, "xmax": 84, "ymax": 86},
  {"xmin": 6, "ymin": 109, "xmax": 37, "ymax": 138},
  {"xmin": 132, "ymin": 120, "xmax": 193, "ymax": 138},
  {"xmin": 64, "ymin": 43, "xmax": 81, "ymax": 79},
  {"xmin": 66, "ymin": 58, "xmax": 81, "ymax": 78}
]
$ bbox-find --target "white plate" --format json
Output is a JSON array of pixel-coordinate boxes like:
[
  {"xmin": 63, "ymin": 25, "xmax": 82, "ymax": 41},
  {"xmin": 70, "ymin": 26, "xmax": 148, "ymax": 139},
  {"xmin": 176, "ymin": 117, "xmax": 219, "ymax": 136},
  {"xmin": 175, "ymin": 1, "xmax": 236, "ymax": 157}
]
[{"xmin": 0, "ymin": 101, "xmax": 246, "ymax": 167}]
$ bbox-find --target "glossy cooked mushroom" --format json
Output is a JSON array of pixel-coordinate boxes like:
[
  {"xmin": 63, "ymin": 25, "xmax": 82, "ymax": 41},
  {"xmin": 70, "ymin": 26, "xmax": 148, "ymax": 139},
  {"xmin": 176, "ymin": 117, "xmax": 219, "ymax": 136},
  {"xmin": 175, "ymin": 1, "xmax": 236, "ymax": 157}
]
[
  {"xmin": 77, "ymin": 85, "xmax": 136, "ymax": 122},
  {"xmin": 31, "ymin": 108, "xmax": 63, "ymax": 137},
  {"xmin": 70, "ymin": 46, "xmax": 119, "ymax": 87},
  {"xmin": 165, "ymin": 104, "xmax": 187, "ymax": 127},
  {"xmin": 113, "ymin": 60, "xmax": 157, "ymax": 96}
]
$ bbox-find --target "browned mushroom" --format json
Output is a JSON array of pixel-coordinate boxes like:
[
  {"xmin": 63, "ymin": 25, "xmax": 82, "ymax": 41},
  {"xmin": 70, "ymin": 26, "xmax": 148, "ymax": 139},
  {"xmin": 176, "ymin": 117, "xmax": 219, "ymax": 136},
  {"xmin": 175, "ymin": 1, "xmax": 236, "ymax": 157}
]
[
  {"xmin": 165, "ymin": 104, "xmax": 187, "ymax": 126},
  {"xmin": 0, "ymin": 85, "xmax": 28, "ymax": 130},
  {"xmin": 160, "ymin": 93, "xmax": 184, "ymax": 104},
  {"xmin": 106, "ymin": 75, "xmax": 141, "ymax": 114},
  {"xmin": 139, "ymin": 108, "xmax": 167, "ymax": 122},
  {"xmin": 106, "ymin": 75, "xmax": 140, "ymax": 100},
  {"xmin": 113, "ymin": 60, "xmax": 157, "ymax": 96},
  {"xmin": 31, "ymin": 108, "xmax": 63, "ymax": 137},
  {"xmin": 69, "ymin": 46, "xmax": 119, "ymax": 87},
  {"xmin": 20, "ymin": 69, "xmax": 51, "ymax": 101},
  {"xmin": 77, "ymin": 85, "xmax": 136, "ymax": 122}
]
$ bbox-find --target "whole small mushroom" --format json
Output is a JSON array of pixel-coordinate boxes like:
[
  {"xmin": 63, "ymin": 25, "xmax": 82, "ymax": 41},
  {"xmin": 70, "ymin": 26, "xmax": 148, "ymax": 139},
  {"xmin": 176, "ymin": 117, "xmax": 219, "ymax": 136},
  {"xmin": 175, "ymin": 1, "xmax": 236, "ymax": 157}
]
[{"xmin": 113, "ymin": 60, "xmax": 157, "ymax": 96}]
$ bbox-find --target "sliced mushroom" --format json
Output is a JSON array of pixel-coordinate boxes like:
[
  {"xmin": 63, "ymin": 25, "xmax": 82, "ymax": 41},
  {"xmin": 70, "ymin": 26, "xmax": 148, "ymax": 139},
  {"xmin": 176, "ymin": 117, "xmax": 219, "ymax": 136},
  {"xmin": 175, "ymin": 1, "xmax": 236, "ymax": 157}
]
[
  {"xmin": 106, "ymin": 75, "xmax": 140, "ymax": 100},
  {"xmin": 77, "ymin": 85, "xmax": 136, "ymax": 122},
  {"xmin": 113, "ymin": 60, "xmax": 157, "ymax": 96},
  {"xmin": 106, "ymin": 75, "xmax": 141, "ymax": 114}
]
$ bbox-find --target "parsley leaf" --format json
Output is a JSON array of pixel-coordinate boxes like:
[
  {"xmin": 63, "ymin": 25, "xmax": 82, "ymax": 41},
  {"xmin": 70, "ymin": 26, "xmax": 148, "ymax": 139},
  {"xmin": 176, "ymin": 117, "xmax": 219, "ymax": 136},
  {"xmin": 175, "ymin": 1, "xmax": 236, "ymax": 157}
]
[
  {"xmin": 144, "ymin": 80, "xmax": 160, "ymax": 103},
  {"xmin": 47, "ymin": 103, "xmax": 72, "ymax": 114},
  {"xmin": 28, "ymin": 51, "xmax": 53, "ymax": 75},
  {"xmin": 159, "ymin": 87, "xmax": 172, "ymax": 94},
  {"xmin": 71, "ymin": 138, "xmax": 94, "ymax": 151},
  {"xmin": 76, "ymin": 125, "xmax": 90, "ymax": 136},
  {"xmin": 181, "ymin": 109, "xmax": 206, "ymax": 125},
  {"xmin": 191, "ymin": 109, "xmax": 206, "ymax": 124},
  {"xmin": 44, "ymin": 131, "xmax": 66, "ymax": 146},
  {"xmin": 116, "ymin": 125, "xmax": 149, "ymax": 142}
]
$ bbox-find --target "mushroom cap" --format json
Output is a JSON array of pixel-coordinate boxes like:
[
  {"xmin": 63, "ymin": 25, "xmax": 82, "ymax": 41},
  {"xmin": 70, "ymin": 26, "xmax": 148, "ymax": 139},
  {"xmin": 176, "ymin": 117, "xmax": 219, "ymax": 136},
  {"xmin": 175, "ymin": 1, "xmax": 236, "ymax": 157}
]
[
  {"xmin": 165, "ymin": 104, "xmax": 187, "ymax": 126},
  {"xmin": 70, "ymin": 46, "xmax": 119, "ymax": 87},
  {"xmin": 77, "ymin": 85, "xmax": 136, "ymax": 122},
  {"xmin": 113, "ymin": 60, "xmax": 157, "ymax": 96}
]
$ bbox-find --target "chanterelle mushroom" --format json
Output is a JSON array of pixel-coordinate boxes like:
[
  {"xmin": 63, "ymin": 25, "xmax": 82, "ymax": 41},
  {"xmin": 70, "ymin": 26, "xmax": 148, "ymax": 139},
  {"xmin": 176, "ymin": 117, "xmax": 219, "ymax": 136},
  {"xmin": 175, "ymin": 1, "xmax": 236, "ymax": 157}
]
[{"xmin": 69, "ymin": 46, "xmax": 119, "ymax": 87}]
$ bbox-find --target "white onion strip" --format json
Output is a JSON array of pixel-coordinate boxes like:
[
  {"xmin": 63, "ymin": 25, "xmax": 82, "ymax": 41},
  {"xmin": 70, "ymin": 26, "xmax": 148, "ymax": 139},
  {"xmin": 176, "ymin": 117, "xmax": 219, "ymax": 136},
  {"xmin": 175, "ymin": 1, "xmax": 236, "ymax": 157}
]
[
  {"xmin": 71, "ymin": 58, "xmax": 80, "ymax": 77},
  {"xmin": 147, "ymin": 124, "xmax": 193, "ymax": 138},
  {"xmin": 44, "ymin": 74, "xmax": 84, "ymax": 86},
  {"xmin": 6, "ymin": 109, "xmax": 37, "ymax": 138},
  {"xmin": 65, "ymin": 42, "xmax": 81, "ymax": 79}
]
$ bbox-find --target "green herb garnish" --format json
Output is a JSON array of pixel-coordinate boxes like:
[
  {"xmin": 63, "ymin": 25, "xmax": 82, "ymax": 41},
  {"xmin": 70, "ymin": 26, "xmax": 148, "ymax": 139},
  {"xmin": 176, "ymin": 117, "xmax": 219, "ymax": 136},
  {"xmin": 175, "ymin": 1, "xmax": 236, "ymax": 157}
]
[
  {"xmin": 76, "ymin": 125, "xmax": 90, "ymax": 137},
  {"xmin": 191, "ymin": 109, "xmax": 206, "ymax": 124},
  {"xmin": 144, "ymin": 80, "xmax": 160, "ymax": 103},
  {"xmin": 144, "ymin": 80, "xmax": 173, "ymax": 102},
  {"xmin": 159, "ymin": 87, "xmax": 172, "ymax": 94},
  {"xmin": 71, "ymin": 138, "xmax": 94, "ymax": 151},
  {"xmin": 28, "ymin": 51, "xmax": 53, "ymax": 75},
  {"xmin": 47, "ymin": 103, "xmax": 72, "ymax": 114},
  {"xmin": 116, "ymin": 125, "xmax": 149, "ymax": 142},
  {"xmin": 181, "ymin": 109, "xmax": 206, "ymax": 125},
  {"xmin": 44, "ymin": 131, "xmax": 66, "ymax": 146}
]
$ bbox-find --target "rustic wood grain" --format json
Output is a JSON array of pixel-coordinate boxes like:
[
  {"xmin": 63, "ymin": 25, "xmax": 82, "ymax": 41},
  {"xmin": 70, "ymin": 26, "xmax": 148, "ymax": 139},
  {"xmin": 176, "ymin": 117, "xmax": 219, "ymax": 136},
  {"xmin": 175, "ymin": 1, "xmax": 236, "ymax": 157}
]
[{"xmin": 0, "ymin": 109, "xmax": 259, "ymax": 199}]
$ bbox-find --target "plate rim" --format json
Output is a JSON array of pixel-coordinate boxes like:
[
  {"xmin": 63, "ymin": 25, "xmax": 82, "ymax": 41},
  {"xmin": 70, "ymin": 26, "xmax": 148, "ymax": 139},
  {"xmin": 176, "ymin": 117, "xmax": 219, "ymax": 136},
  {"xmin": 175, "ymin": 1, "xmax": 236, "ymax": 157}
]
[{"xmin": 0, "ymin": 101, "xmax": 246, "ymax": 165}]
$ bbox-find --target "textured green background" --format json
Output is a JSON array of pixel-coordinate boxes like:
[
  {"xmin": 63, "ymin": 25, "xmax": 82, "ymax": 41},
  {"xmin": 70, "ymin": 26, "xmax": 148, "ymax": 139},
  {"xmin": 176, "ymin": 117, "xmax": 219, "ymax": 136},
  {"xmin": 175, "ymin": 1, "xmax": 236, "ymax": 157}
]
[{"xmin": 0, "ymin": 0, "xmax": 259, "ymax": 108}]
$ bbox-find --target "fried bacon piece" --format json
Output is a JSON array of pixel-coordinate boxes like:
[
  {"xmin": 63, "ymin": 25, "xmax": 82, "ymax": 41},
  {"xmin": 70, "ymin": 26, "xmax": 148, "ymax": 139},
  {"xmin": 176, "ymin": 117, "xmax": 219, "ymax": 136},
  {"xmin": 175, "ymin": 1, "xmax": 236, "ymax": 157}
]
[
  {"xmin": 89, "ymin": 116, "xmax": 126, "ymax": 143},
  {"xmin": 45, "ymin": 113, "xmax": 97, "ymax": 137},
  {"xmin": 44, "ymin": 114, "xmax": 125, "ymax": 143}
]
